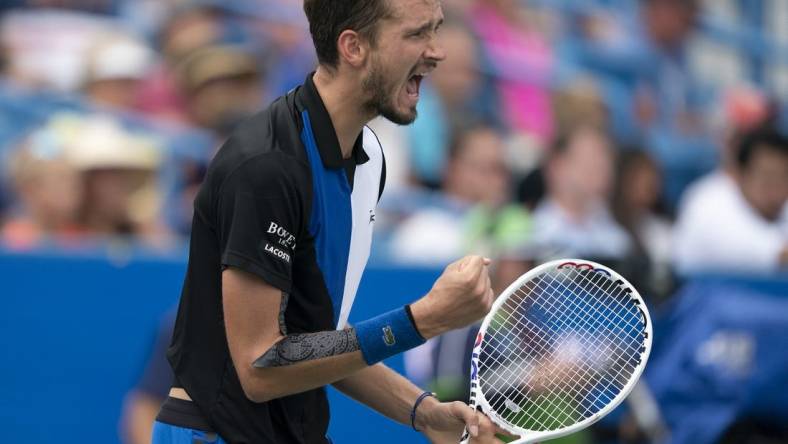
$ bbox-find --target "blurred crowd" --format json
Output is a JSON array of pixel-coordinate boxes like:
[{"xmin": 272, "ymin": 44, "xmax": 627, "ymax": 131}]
[{"xmin": 1, "ymin": 0, "xmax": 787, "ymax": 294}]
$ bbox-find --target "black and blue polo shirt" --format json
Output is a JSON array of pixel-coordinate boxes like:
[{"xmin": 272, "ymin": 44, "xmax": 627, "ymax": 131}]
[{"xmin": 166, "ymin": 73, "xmax": 385, "ymax": 443}]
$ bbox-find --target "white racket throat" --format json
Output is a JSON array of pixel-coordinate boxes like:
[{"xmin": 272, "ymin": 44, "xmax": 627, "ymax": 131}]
[{"xmin": 461, "ymin": 259, "xmax": 653, "ymax": 444}]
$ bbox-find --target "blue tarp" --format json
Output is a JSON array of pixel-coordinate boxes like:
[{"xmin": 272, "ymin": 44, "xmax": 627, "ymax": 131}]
[{"xmin": 646, "ymin": 279, "xmax": 788, "ymax": 444}]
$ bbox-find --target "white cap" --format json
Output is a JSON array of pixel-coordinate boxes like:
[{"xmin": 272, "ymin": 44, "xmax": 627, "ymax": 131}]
[
  {"xmin": 45, "ymin": 113, "xmax": 162, "ymax": 171},
  {"xmin": 84, "ymin": 34, "xmax": 155, "ymax": 83}
]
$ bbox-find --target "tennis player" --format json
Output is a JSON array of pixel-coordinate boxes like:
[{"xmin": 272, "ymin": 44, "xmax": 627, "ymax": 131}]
[{"xmin": 152, "ymin": 1, "xmax": 508, "ymax": 443}]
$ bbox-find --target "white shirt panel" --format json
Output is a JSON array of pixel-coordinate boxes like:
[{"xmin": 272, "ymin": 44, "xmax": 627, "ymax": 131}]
[{"xmin": 336, "ymin": 127, "xmax": 382, "ymax": 329}]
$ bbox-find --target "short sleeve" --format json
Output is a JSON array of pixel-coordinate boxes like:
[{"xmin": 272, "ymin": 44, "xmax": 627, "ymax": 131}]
[{"xmin": 217, "ymin": 154, "xmax": 303, "ymax": 292}]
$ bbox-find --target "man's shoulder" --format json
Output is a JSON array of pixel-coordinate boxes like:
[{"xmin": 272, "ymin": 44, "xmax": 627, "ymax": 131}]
[
  {"xmin": 208, "ymin": 95, "xmax": 308, "ymax": 190},
  {"xmin": 232, "ymin": 93, "xmax": 300, "ymax": 151}
]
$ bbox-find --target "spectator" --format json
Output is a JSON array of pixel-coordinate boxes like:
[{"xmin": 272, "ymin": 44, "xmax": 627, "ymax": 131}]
[
  {"xmin": 390, "ymin": 124, "xmax": 528, "ymax": 264},
  {"xmin": 529, "ymin": 125, "xmax": 630, "ymax": 260},
  {"xmin": 60, "ymin": 113, "xmax": 168, "ymax": 244},
  {"xmin": 510, "ymin": 77, "xmax": 609, "ymax": 212},
  {"xmin": 82, "ymin": 32, "xmax": 155, "ymax": 111},
  {"xmin": 568, "ymin": 0, "xmax": 717, "ymax": 208},
  {"xmin": 568, "ymin": 0, "xmax": 702, "ymax": 133},
  {"xmin": 175, "ymin": 44, "xmax": 265, "ymax": 140},
  {"xmin": 158, "ymin": 4, "xmax": 226, "ymax": 66},
  {"xmin": 612, "ymin": 149, "xmax": 670, "ymax": 263},
  {"xmin": 1, "ymin": 124, "xmax": 83, "ymax": 250},
  {"xmin": 0, "ymin": 38, "xmax": 7, "ymax": 78},
  {"xmin": 552, "ymin": 77, "xmax": 609, "ymax": 135},
  {"xmin": 241, "ymin": 0, "xmax": 315, "ymax": 98},
  {"xmin": 0, "ymin": 9, "xmax": 120, "ymax": 92},
  {"xmin": 673, "ymin": 127, "xmax": 788, "ymax": 274},
  {"xmin": 135, "ymin": 3, "xmax": 228, "ymax": 123},
  {"xmin": 430, "ymin": 123, "xmax": 508, "ymax": 211},
  {"xmin": 714, "ymin": 85, "xmax": 777, "ymax": 173},
  {"xmin": 634, "ymin": 0, "xmax": 708, "ymax": 137},
  {"xmin": 612, "ymin": 149, "xmax": 674, "ymax": 300},
  {"xmin": 470, "ymin": 0, "xmax": 555, "ymax": 144},
  {"xmin": 6, "ymin": 0, "xmax": 115, "ymax": 14}
]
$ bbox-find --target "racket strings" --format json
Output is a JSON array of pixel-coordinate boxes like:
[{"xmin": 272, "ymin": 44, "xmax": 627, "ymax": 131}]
[
  {"xmin": 516, "ymin": 273, "xmax": 642, "ymax": 367},
  {"xmin": 537, "ymin": 273, "xmax": 645, "ymax": 373},
  {"xmin": 478, "ymin": 268, "xmax": 647, "ymax": 432},
  {"xmin": 482, "ymin": 286, "xmax": 625, "ymax": 426},
  {"xmin": 484, "ymin": 274, "xmax": 636, "ymax": 402},
  {"xmin": 480, "ymin": 268, "xmax": 648, "ymax": 428},
  {"xmin": 481, "ymin": 287, "xmax": 634, "ymax": 429},
  {"xmin": 536, "ymin": 275, "xmax": 648, "ymax": 424},
  {"xmin": 490, "ymin": 268, "xmax": 644, "ymax": 424},
  {"xmin": 538, "ymin": 272, "xmax": 643, "ymax": 407}
]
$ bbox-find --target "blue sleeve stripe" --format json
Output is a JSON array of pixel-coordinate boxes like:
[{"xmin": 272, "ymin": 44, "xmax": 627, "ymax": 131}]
[
  {"xmin": 355, "ymin": 306, "xmax": 426, "ymax": 365},
  {"xmin": 300, "ymin": 110, "xmax": 352, "ymax": 327}
]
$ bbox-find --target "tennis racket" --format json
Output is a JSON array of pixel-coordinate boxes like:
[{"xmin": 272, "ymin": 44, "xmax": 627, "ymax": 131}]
[{"xmin": 460, "ymin": 259, "xmax": 652, "ymax": 443}]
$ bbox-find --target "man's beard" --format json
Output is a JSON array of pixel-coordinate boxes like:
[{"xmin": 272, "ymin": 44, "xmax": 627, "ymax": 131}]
[{"xmin": 361, "ymin": 58, "xmax": 417, "ymax": 125}]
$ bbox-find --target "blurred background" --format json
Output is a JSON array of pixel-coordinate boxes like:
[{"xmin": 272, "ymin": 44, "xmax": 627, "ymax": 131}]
[{"xmin": 0, "ymin": 0, "xmax": 787, "ymax": 443}]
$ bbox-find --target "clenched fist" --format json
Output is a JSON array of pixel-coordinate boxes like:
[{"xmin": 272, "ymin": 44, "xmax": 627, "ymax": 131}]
[
  {"xmin": 410, "ymin": 255, "xmax": 494, "ymax": 339},
  {"xmin": 415, "ymin": 399, "xmax": 520, "ymax": 444}
]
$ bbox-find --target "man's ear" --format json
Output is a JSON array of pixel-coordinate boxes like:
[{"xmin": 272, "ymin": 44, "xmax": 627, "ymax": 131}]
[{"xmin": 337, "ymin": 30, "xmax": 368, "ymax": 68}]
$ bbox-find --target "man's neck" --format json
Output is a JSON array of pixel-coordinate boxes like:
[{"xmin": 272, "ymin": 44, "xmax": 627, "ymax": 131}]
[{"xmin": 312, "ymin": 67, "xmax": 373, "ymax": 159}]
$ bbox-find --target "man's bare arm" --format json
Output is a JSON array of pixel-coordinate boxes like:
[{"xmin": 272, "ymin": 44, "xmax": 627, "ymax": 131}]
[
  {"xmin": 253, "ymin": 329, "xmax": 359, "ymax": 368},
  {"xmin": 223, "ymin": 268, "xmax": 368, "ymax": 403},
  {"xmin": 333, "ymin": 364, "xmax": 512, "ymax": 442},
  {"xmin": 332, "ymin": 363, "xmax": 433, "ymax": 426},
  {"xmin": 223, "ymin": 255, "xmax": 493, "ymax": 403}
]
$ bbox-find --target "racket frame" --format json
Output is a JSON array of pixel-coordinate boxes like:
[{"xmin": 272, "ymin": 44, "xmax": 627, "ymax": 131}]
[{"xmin": 464, "ymin": 258, "xmax": 653, "ymax": 444}]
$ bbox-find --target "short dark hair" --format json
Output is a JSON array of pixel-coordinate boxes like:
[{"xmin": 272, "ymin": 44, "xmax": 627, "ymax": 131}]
[
  {"xmin": 546, "ymin": 124, "xmax": 609, "ymax": 164},
  {"xmin": 736, "ymin": 126, "xmax": 788, "ymax": 169},
  {"xmin": 447, "ymin": 121, "xmax": 500, "ymax": 161},
  {"xmin": 303, "ymin": 0, "xmax": 393, "ymax": 68}
]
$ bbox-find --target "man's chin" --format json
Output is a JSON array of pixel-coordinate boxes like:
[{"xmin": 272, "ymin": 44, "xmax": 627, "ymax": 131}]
[{"xmin": 380, "ymin": 107, "xmax": 417, "ymax": 126}]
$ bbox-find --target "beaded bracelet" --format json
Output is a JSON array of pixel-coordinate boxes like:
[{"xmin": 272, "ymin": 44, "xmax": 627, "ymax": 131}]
[{"xmin": 410, "ymin": 391, "xmax": 437, "ymax": 432}]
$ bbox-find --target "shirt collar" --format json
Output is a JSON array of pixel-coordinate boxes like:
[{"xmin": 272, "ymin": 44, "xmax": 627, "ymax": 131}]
[{"xmin": 298, "ymin": 73, "xmax": 369, "ymax": 169}]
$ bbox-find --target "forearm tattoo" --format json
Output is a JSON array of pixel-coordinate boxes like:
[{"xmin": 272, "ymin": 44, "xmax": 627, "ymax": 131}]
[
  {"xmin": 277, "ymin": 292, "xmax": 289, "ymax": 335},
  {"xmin": 253, "ymin": 328, "xmax": 360, "ymax": 368}
]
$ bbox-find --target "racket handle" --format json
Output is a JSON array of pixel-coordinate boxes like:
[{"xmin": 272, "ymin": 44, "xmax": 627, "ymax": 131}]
[{"xmin": 459, "ymin": 428, "xmax": 471, "ymax": 444}]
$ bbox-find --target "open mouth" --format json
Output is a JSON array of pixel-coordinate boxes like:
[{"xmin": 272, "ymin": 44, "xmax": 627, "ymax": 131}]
[{"xmin": 406, "ymin": 73, "xmax": 424, "ymax": 98}]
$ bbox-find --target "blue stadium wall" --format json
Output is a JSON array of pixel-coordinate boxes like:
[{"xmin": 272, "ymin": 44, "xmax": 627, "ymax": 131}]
[
  {"xmin": 3, "ymin": 249, "xmax": 788, "ymax": 444},
  {"xmin": 0, "ymin": 249, "xmax": 440, "ymax": 443}
]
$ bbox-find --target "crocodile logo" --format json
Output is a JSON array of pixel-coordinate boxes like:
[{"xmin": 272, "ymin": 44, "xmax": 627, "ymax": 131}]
[{"xmin": 382, "ymin": 326, "xmax": 396, "ymax": 346}]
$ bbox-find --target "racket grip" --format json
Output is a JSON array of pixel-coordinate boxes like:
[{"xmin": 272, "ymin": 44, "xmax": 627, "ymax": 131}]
[{"xmin": 459, "ymin": 428, "xmax": 471, "ymax": 444}]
